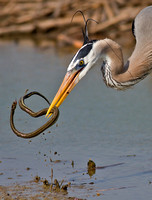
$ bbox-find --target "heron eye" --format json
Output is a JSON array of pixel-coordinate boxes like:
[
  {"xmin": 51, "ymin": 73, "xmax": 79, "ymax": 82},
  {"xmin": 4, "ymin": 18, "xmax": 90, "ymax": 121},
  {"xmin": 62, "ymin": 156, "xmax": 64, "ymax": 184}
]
[{"xmin": 79, "ymin": 59, "xmax": 84, "ymax": 66}]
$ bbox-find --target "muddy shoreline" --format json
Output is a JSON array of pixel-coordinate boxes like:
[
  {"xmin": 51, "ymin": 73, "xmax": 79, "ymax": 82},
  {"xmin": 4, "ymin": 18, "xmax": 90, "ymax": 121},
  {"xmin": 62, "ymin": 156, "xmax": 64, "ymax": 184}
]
[
  {"xmin": 0, "ymin": 160, "xmax": 127, "ymax": 199},
  {"xmin": 0, "ymin": 181, "xmax": 85, "ymax": 200}
]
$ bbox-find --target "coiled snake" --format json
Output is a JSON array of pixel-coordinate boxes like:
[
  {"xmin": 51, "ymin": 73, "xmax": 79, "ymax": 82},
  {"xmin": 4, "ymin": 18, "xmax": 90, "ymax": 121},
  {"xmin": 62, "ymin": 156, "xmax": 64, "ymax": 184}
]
[{"xmin": 10, "ymin": 91, "xmax": 59, "ymax": 139}]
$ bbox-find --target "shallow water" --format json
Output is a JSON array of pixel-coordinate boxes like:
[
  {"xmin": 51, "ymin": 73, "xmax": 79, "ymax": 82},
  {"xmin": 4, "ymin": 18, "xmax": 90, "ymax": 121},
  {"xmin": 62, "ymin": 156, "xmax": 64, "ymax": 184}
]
[{"xmin": 0, "ymin": 41, "xmax": 152, "ymax": 199}]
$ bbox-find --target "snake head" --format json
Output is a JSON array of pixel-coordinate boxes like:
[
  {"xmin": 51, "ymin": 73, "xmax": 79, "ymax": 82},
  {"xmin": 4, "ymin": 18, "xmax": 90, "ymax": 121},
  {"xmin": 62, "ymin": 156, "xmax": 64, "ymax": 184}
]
[{"xmin": 11, "ymin": 100, "xmax": 17, "ymax": 110}]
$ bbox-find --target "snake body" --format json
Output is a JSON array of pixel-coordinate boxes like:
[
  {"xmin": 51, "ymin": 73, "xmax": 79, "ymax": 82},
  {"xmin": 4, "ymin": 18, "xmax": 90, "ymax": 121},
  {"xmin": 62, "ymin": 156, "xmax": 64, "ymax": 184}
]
[{"xmin": 10, "ymin": 91, "xmax": 59, "ymax": 139}]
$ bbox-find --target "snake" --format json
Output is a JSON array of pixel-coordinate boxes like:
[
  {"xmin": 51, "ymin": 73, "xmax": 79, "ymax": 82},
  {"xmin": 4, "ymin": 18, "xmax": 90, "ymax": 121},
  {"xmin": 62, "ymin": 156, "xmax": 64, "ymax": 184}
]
[{"xmin": 10, "ymin": 91, "xmax": 59, "ymax": 139}]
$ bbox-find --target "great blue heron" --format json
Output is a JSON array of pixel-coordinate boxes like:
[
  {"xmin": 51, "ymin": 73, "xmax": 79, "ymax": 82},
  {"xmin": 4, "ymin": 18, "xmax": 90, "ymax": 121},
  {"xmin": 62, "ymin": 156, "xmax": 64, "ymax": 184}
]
[{"xmin": 46, "ymin": 6, "xmax": 152, "ymax": 117}]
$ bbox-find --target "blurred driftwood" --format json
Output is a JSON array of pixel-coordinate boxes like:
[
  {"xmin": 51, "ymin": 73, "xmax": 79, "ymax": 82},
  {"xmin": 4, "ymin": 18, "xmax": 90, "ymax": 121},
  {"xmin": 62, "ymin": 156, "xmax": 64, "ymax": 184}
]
[{"xmin": 0, "ymin": 0, "xmax": 151, "ymax": 47}]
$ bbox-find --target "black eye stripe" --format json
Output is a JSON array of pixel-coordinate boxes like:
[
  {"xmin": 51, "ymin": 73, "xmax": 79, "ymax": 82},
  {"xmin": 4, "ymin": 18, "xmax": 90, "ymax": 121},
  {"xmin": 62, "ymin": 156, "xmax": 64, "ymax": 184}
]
[{"xmin": 74, "ymin": 43, "xmax": 93, "ymax": 62}]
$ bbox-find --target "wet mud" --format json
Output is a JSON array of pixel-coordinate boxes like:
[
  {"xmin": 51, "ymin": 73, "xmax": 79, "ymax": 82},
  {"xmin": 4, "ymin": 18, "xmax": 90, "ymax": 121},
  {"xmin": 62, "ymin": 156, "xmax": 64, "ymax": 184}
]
[
  {"xmin": 0, "ymin": 160, "xmax": 130, "ymax": 199},
  {"xmin": 0, "ymin": 183, "xmax": 84, "ymax": 200}
]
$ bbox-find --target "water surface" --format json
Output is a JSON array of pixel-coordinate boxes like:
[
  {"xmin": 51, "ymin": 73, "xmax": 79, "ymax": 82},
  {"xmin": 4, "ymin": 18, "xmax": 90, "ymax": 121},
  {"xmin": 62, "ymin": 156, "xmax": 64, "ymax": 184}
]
[{"xmin": 0, "ymin": 41, "xmax": 152, "ymax": 199}]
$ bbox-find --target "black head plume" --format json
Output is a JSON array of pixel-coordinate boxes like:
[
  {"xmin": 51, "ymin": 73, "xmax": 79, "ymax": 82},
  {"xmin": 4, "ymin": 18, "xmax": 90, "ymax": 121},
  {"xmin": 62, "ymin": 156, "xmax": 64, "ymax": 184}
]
[{"xmin": 71, "ymin": 10, "xmax": 98, "ymax": 45}]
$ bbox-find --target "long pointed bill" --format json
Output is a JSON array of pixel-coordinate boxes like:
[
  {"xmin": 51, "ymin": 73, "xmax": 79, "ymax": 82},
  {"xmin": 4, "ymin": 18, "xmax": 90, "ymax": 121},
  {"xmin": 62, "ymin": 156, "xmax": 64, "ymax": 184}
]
[{"xmin": 46, "ymin": 69, "xmax": 82, "ymax": 118}]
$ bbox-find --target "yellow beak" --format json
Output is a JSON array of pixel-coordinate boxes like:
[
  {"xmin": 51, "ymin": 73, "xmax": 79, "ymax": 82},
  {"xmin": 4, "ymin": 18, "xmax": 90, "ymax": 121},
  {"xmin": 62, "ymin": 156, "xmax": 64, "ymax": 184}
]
[{"xmin": 46, "ymin": 69, "xmax": 82, "ymax": 118}]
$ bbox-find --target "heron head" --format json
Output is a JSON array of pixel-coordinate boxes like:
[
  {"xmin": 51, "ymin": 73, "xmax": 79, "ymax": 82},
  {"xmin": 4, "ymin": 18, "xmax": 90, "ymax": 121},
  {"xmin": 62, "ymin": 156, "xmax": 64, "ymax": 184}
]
[{"xmin": 46, "ymin": 13, "xmax": 99, "ymax": 117}]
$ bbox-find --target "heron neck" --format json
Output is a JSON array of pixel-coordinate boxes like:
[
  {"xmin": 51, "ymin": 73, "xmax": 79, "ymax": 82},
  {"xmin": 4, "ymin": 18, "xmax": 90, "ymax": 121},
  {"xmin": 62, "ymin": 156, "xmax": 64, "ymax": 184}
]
[
  {"xmin": 113, "ymin": 41, "xmax": 152, "ymax": 83},
  {"xmin": 101, "ymin": 39, "xmax": 152, "ymax": 88}
]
